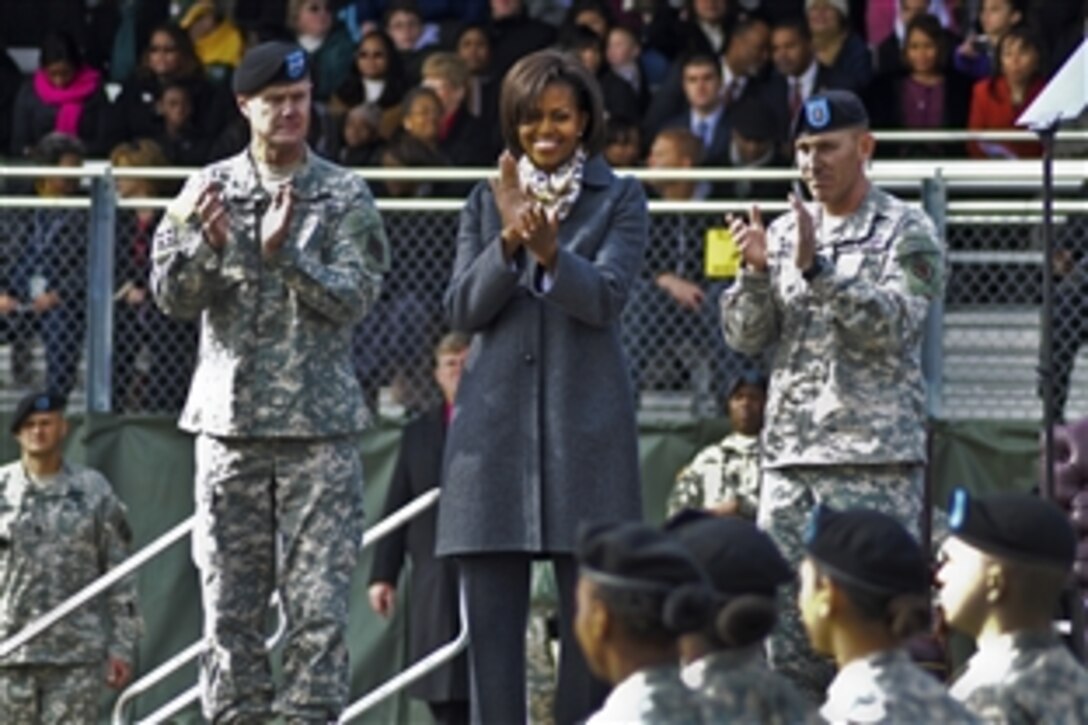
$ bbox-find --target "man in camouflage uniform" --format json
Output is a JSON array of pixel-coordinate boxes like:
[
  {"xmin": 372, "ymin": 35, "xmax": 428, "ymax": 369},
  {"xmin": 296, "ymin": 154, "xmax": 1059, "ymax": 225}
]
[
  {"xmin": 0, "ymin": 391, "xmax": 140, "ymax": 723},
  {"xmin": 721, "ymin": 90, "xmax": 945, "ymax": 700},
  {"xmin": 938, "ymin": 489, "xmax": 1088, "ymax": 722},
  {"xmin": 151, "ymin": 42, "xmax": 388, "ymax": 723},
  {"xmin": 667, "ymin": 371, "xmax": 767, "ymax": 519}
]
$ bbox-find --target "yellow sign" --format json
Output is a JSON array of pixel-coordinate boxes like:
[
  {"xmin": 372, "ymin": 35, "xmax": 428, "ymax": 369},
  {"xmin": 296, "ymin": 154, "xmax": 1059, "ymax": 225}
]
[{"xmin": 704, "ymin": 227, "xmax": 740, "ymax": 279}]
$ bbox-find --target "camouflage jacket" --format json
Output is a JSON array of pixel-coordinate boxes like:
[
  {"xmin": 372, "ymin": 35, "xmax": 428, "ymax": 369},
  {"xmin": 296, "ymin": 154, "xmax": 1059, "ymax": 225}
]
[
  {"xmin": 0, "ymin": 461, "xmax": 141, "ymax": 665},
  {"xmin": 668, "ymin": 432, "xmax": 760, "ymax": 518},
  {"xmin": 951, "ymin": 631, "xmax": 1088, "ymax": 724},
  {"xmin": 822, "ymin": 649, "xmax": 978, "ymax": 724},
  {"xmin": 151, "ymin": 148, "xmax": 389, "ymax": 438},
  {"xmin": 682, "ymin": 646, "xmax": 814, "ymax": 724},
  {"xmin": 721, "ymin": 186, "xmax": 943, "ymax": 468},
  {"xmin": 587, "ymin": 663, "xmax": 705, "ymax": 724}
]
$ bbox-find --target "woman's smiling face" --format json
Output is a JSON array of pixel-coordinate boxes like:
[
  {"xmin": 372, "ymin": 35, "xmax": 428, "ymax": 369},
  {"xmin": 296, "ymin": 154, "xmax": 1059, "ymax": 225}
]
[{"xmin": 517, "ymin": 82, "xmax": 587, "ymax": 172}]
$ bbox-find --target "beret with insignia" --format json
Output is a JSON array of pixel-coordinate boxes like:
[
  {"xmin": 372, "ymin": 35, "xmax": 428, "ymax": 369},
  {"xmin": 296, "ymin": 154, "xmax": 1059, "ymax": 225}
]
[
  {"xmin": 11, "ymin": 390, "xmax": 67, "ymax": 434},
  {"xmin": 947, "ymin": 487, "xmax": 1075, "ymax": 569},
  {"xmin": 668, "ymin": 514, "xmax": 792, "ymax": 598},
  {"xmin": 233, "ymin": 41, "xmax": 311, "ymax": 96},
  {"xmin": 792, "ymin": 90, "xmax": 869, "ymax": 141},
  {"xmin": 804, "ymin": 505, "xmax": 928, "ymax": 595}
]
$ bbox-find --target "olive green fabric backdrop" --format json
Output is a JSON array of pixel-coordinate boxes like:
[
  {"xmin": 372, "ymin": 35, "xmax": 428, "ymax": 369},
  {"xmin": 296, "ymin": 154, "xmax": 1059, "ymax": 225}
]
[{"xmin": 0, "ymin": 414, "xmax": 1041, "ymax": 723}]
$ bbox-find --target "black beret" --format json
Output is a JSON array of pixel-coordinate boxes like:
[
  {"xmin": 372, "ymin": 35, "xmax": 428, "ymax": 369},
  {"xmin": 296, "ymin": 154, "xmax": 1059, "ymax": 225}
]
[
  {"xmin": 11, "ymin": 390, "xmax": 67, "ymax": 434},
  {"xmin": 233, "ymin": 41, "xmax": 311, "ymax": 96},
  {"xmin": 668, "ymin": 513, "xmax": 792, "ymax": 597},
  {"xmin": 730, "ymin": 97, "xmax": 778, "ymax": 143},
  {"xmin": 577, "ymin": 521, "xmax": 709, "ymax": 593},
  {"xmin": 791, "ymin": 90, "xmax": 869, "ymax": 140},
  {"xmin": 804, "ymin": 505, "xmax": 928, "ymax": 595},
  {"xmin": 948, "ymin": 488, "xmax": 1075, "ymax": 569}
]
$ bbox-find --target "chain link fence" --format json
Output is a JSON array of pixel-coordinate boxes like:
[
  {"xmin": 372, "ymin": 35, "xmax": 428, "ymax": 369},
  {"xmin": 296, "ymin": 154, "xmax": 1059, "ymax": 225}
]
[{"xmin": 0, "ymin": 161, "xmax": 1084, "ymax": 422}]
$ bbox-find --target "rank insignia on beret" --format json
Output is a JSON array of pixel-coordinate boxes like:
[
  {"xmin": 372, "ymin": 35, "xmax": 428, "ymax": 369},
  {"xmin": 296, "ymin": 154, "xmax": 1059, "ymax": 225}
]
[
  {"xmin": 286, "ymin": 50, "xmax": 307, "ymax": 80},
  {"xmin": 33, "ymin": 395, "xmax": 52, "ymax": 411},
  {"xmin": 805, "ymin": 97, "xmax": 830, "ymax": 130}
]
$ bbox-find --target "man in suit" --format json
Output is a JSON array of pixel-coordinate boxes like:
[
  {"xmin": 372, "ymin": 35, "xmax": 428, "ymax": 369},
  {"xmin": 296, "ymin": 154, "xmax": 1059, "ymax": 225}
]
[
  {"xmin": 761, "ymin": 16, "xmax": 847, "ymax": 154},
  {"xmin": 368, "ymin": 331, "xmax": 471, "ymax": 725},
  {"xmin": 663, "ymin": 54, "xmax": 731, "ymax": 167}
]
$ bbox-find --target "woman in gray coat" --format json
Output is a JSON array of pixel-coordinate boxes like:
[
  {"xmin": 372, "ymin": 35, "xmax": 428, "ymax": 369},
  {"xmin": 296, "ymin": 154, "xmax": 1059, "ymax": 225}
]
[{"xmin": 436, "ymin": 49, "xmax": 647, "ymax": 725}]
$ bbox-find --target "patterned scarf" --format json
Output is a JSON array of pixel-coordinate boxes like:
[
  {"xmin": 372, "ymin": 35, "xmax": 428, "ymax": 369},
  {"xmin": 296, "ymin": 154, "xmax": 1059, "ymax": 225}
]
[{"xmin": 516, "ymin": 146, "xmax": 586, "ymax": 221}]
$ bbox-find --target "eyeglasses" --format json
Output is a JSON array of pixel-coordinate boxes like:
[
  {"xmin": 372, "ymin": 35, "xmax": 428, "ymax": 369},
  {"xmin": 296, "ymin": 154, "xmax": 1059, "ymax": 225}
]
[
  {"xmin": 303, "ymin": 2, "xmax": 330, "ymax": 13},
  {"xmin": 148, "ymin": 44, "xmax": 178, "ymax": 54}
]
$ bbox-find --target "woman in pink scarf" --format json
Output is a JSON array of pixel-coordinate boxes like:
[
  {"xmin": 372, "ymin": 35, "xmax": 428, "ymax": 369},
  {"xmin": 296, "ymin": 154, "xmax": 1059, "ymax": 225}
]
[{"xmin": 10, "ymin": 31, "xmax": 106, "ymax": 158}]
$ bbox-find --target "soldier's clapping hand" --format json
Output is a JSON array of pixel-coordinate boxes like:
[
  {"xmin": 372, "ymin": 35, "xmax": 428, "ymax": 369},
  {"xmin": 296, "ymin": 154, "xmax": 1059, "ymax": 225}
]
[
  {"xmin": 196, "ymin": 182, "xmax": 230, "ymax": 251},
  {"xmin": 261, "ymin": 182, "xmax": 295, "ymax": 258},
  {"xmin": 726, "ymin": 206, "xmax": 768, "ymax": 273},
  {"xmin": 790, "ymin": 192, "xmax": 816, "ymax": 274}
]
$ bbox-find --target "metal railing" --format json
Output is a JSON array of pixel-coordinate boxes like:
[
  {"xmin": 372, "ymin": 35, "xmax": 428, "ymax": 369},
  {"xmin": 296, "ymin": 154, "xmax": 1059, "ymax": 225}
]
[{"xmin": 113, "ymin": 487, "xmax": 444, "ymax": 724}]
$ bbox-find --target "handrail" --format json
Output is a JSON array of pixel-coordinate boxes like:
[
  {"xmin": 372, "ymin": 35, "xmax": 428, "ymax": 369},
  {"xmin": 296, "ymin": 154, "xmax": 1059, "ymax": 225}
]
[
  {"xmin": 123, "ymin": 488, "xmax": 443, "ymax": 724},
  {"xmin": 0, "ymin": 515, "xmax": 194, "ymax": 659},
  {"xmin": 338, "ymin": 578, "xmax": 469, "ymax": 723}
]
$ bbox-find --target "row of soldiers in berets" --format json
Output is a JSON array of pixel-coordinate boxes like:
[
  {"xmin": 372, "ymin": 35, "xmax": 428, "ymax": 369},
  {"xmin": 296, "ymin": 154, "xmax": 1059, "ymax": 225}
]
[{"xmin": 574, "ymin": 488, "xmax": 1088, "ymax": 723}]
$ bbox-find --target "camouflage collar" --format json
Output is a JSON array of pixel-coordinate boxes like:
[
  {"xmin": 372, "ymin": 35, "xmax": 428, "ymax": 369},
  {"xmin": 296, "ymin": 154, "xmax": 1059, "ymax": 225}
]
[{"xmin": 820, "ymin": 183, "xmax": 883, "ymax": 243}]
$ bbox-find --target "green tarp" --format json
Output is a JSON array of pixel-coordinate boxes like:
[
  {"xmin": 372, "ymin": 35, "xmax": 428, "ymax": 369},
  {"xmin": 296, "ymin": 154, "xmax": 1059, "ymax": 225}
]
[{"xmin": 0, "ymin": 414, "xmax": 1043, "ymax": 723}]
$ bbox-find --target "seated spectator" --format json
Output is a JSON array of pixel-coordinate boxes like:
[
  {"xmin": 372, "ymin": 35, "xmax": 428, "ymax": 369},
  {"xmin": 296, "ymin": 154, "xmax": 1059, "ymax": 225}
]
[
  {"xmin": 331, "ymin": 29, "xmax": 409, "ymax": 118},
  {"xmin": 667, "ymin": 0, "xmax": 738, "ymax": 58},
  {"xmin": 668, "ymin": 371, "xmax": 768, "ymax": 519},
  {"xmin": 107, "ymin": 23, "xmax": 234, "ymax": 155},
  {"xmin": 395, "ymin": 86, "xmax": 445, "ymax": 154},
  {"xmin": 602, "ymin": 115, "xmax": 642, "ymax": 168},
  {"xmin": 954, "ymin": 0, "xmax": 1024, "ymax": 81},
  {"xmin": 0, "ymin": 45, "xmax": 21, "ymax": 157},
  {"xmin": 455, "ymin": 23, "xmax": 498, "ymax": 120},
  {"xmin": 719, "ymin": 95, "xmax": 791, "ymax": 198},
  {"xmin": 800, "ymin": 506, "xmax": 975, "ymax": 722},
  {"xmin": 153, "ymin": 81, "xmax": 211, "ymax": 166},
  {"xmin": 375, "ymin": 129, "xmax": 450, "ymax": 198},
  {"xmin": 874, "ymin": 0, "xmax": 960, "ymax": 77},
  {"xmin": 339, "ymin": 103, "xmax": 384, "ymax": 165},
  {"xmin": 336, "ymin": 0, "xmax": 489, "ymax": 42},
  {"xmin": 486, "ymin": 0, "xmax": 557, "ymax": 81},
  {"xmin": 866, "ymin": 14, "xmax": 971, "ymax": 158},
  {"xmin": 806, "ymin": 0, "xmax": 873, "ymax": 94},
  {"xmin": 109, "ymin": 138, "xmax": 197, "ymax": 412},
  {"xmin": 574, "ymin": 522, "xmax": 715, "ymax": 724},
  {"xmin": 562, "ymin": 26, "xmax": 642, "ymax": 124},
  {"xmin": 560, "ymin": 0, "xmax": 614, "ymax": 42},
  {"xmin": 661, "ymin": 54, "xmax": 730, "ymax": 166},
  {"xmin": 421, "ymin": 52, "xmax": 495, "ymax": 166},
  {"xmin": 760, "ymin": 16, "xmax": 847, "ymax": 153},
  {"xmin": 178, "ymin": 0, "xmax": 245, "ymax": 84},
  {"xmin": 384, "ymin": 0, "xmax": 436, "ymax": 84},
  {"xmin": 966, "ymin": 24, "xmax": 1044, "ymax": 159},
  {"xmin": 0, "ymin": 133, "xmax": 87, "ymax": 395},
  {"xmin": 604, "ymin": 25, "xmax": 651, "ymax": 119},
  {"xmin": 667, "ymin": 513, "xmax": 812, "ymax": 723},
  {"xmin": 287, "ymin": 0, "xmax": 355, "ymax": 102},
  {"xmin": 10, "ymin": 31, "xmax": 108, "ymax": 159}
]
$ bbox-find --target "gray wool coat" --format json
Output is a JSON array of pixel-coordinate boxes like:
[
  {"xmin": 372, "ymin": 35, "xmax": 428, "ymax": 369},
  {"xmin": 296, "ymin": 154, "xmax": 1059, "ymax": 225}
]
[{"xmin": 436, "ymin": 155, "xmax": 646, "ymax": 556}]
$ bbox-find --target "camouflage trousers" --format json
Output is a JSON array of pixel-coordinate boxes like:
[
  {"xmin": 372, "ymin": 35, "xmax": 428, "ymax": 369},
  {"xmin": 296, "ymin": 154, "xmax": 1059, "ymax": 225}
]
[
  {"xmin": 193, "ymin": 434, "xmax": 364, "ymax": 724},
  {"xmin": 757, "ymin": 463, "xmax": 924, "ymax": 704},
  {"xmin": 0, "ymin": 663, "xmax": 100, "ymax": 724}
]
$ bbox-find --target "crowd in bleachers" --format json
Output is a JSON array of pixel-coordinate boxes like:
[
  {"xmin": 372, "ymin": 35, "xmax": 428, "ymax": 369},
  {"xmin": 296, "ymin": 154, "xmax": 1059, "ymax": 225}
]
[{"xmin": 0, "ymin": 0, "xmax": 1083, "ymax": 193}]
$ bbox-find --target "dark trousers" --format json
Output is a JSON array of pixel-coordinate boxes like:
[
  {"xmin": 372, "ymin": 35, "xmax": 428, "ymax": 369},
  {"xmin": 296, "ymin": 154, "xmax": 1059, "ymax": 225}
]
[
  {"xmin": 458, "ymin": 553, "xmax": 608, "ymax": 725},
  {"xmin": 428, "ymin": 699, "xmax": 470, "ymax": 725}
]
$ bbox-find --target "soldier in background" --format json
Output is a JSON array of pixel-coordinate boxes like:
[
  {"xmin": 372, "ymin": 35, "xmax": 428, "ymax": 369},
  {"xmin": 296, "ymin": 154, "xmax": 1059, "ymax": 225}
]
[
  {"xmin": 151, "ymin": 41, "xmax": 389, "ymax": 723},
  {"xmin": 937, "ymin": 488, "xmax": 1088, "ymax": 721},
  {"xmin": 668, "ymin": 370, "xmax": 768, "ymax": 519},
  {"xmin": 722, "ymin": 90, "xmax": 945, "ymax": 700},
  {"xmin": 0, "ymin": 391, "xmax": 141, "ymax": 721}
]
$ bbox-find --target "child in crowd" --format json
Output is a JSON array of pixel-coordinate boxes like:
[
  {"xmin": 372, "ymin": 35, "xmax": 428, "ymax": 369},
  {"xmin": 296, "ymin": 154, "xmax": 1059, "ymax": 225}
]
[
  {"xmin": 603, "ymin": 116, "xmax": 642, "ymax": 168},
  {"xmin": 154, "ymin": 81, "xmax": 208, "ymax": 166},
  {"xmin": 967, "ymin": 24, "xmax": 1045, "ymax": 159},
  {"xmin": 339, "ymin": 103, "xmax": 383, "ymax": 166}
]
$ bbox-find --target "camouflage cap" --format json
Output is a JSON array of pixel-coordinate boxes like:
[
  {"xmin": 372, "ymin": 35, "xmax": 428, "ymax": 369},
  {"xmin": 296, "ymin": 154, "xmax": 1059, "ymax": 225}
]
[
  {"xmin": 947, "ymin": 487, "xmax": 1075, "ymax": 569},
  {"xmin": 11, "ymin": 390, "xmax": 67, "ymax": 434},
  {"xmin": 233, "ymin": 41, "xmax": 311, "ymax": 96},
  {"xmin": 804, "ymin": 505, "xmax": 928, "ymax": 595},
  {"xmin": 792, "ymin": 90, "xmax": 869, "ymax": 141}
]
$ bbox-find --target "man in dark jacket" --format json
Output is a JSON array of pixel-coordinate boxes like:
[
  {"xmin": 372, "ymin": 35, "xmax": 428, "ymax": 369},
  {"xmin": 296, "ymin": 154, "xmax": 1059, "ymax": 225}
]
[{"xmin": 368, "ymin": 332, "xmax": 470, "ymax": 725}]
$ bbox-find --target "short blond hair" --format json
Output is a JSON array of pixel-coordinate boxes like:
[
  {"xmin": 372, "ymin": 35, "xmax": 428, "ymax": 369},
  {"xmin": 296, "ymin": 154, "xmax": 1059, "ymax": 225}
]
[
  {"xmin": 435, "ymin": 331, "xmax": 471, "ymax": 361},
  {"xmin": 421, "ymin": 52, "xmax": 470, "ymax": 92}
]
